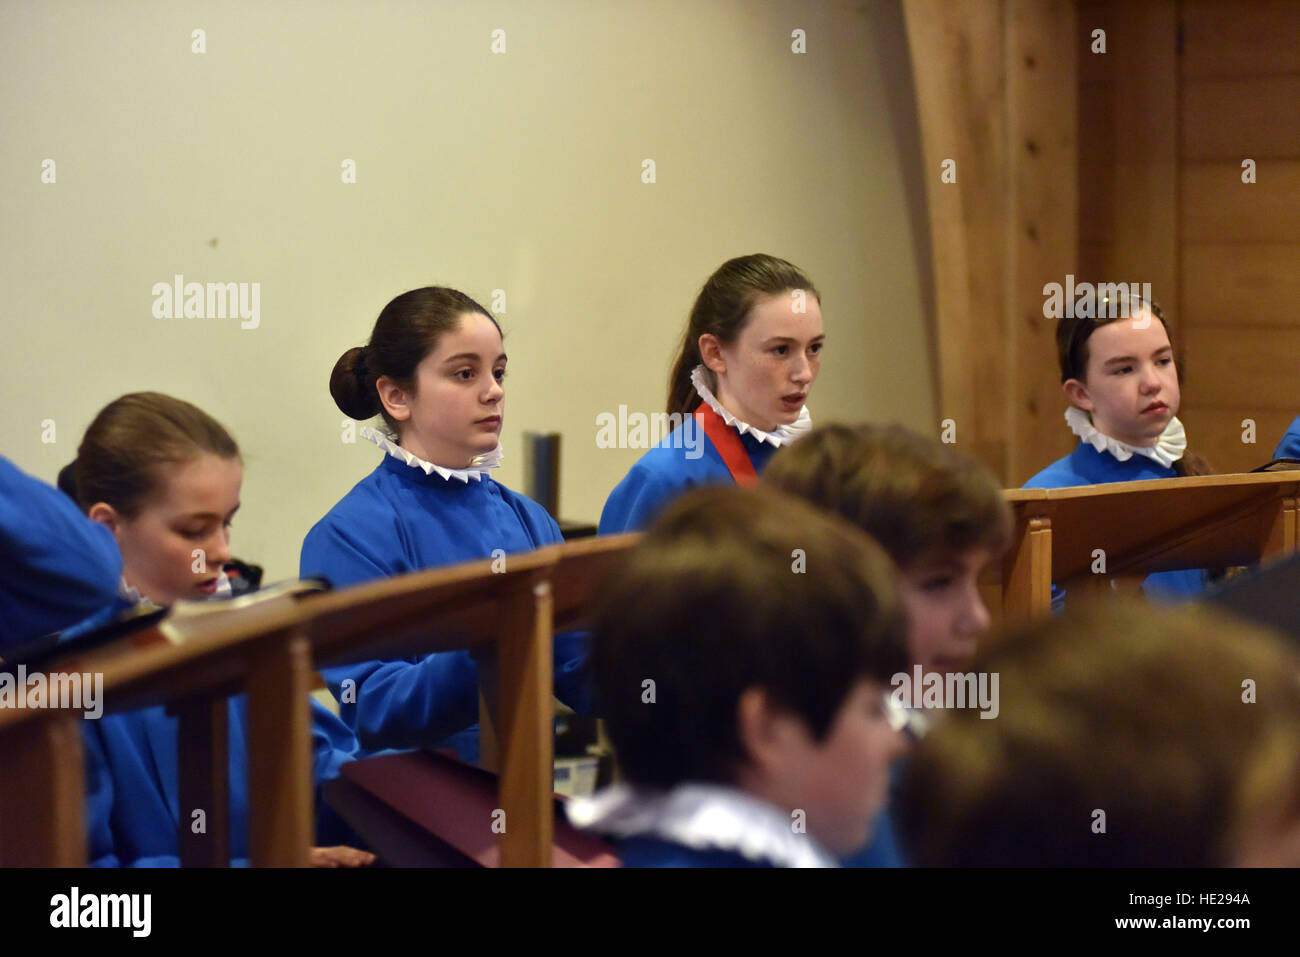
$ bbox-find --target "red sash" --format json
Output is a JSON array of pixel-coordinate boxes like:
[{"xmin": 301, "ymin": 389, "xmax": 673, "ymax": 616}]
[{"xmin": 693, "ymin": 402, "xmax": 758, "ymax": 487}]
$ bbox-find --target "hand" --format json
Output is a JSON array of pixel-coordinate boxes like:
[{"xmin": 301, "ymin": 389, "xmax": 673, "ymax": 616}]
[{"xmin": 311, "ymin": 845, "xmax": 377, "ymax": 868}]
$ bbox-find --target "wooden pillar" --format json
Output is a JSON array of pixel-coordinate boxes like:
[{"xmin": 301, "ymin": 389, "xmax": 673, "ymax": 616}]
[
  {"xmin": 245, "ymin": 628, "xmax": 314, "ymax": 867},
  {"xmin": 1002, "ymin": 515, "xmax": 1055, "ymax": 621},
  {"xmin": 0, "ymin": 713, "xmax": 86, "ymax": 866},
  {"xmin": 903, "ymin": 0, "xmax": 1079, "ymax": 484},
  {"xmin": 495, "ymin": 579, "xmax": 554, "ymax": 868},
  {"xmin": 1007, "ymin": 0, "xmax": 1081, "ymax": 484},
  {"xmin": 176, "ymin": 695, "xmax": 230, "ymax": 867}
]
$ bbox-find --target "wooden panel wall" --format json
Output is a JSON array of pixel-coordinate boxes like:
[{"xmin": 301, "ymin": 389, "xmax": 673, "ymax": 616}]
[
  {"xmin": 1178, "ymin": 0, "xmax": 1300, "ymax": 472},
  {"xmin": 903, "ymin": 0, "xmax": 1079, "ymax": 485},
  {"xmin": 1076, "ymin": 1, "xmax": 1179, "ymax": 317},
  {"xmin": 1078, "ymin": 0, "xmax": 1299, "ymax": 474},
  {"xmin": 910, "ymin": 1, "xmax": 1298, "ymax": 484}
]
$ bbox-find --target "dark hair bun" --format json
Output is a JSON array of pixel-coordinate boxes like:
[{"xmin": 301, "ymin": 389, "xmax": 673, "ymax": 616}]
[
  {"xmin": 330, "ymin": 346, "xmax": 380, "ymax": 420},
  {"xmin": 57, "ymin": 460, "xmax": 80, "ymax": 503}
]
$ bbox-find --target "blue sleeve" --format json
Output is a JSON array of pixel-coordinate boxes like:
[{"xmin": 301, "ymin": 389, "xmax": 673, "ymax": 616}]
[
  {"xmin": 599, "ymin": 463, "xmax": 682, "ymax": 534},
  {"xmin": 302, "ymin": 516, "xmax": 480, "ymax": 752},
  {"xmin": 0, "ymin": 457, "xmax": 124, "ymax": 649},
  {"xmin": 83, "ymin": 722, "xmax": 121, "ymax": 868},
  {"xmin": 303, "ymin": 500, "xmax": 593, "ymax": 745},
  {"xmin": 1274, "ymin": 416, "xmax": 1300, "ymax": 460},
  {"xmin": 329, "ymin": 654, "xmax": 481, "ymax": 751},
  {"xmin": 309, "ymin": 698, "xmax": 358, "ymax": 784}
]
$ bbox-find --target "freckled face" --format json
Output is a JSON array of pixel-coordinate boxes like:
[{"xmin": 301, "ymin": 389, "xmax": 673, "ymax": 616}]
[{"xmin": 707, "ymin": 292, "xmax": 824, "ymax": 432}]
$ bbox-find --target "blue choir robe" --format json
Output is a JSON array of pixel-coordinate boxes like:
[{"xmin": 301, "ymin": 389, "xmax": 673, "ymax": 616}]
[
  {"xmin": 617, "ymin": 837, "xmax": 777, "ymax": 868},
  {"xmin": 84, "ymin": 696, "xmax": 360, "ymax": 867},
  {"xmin": 1274, "ymin": 416, "xmax": 1300, "ymax": 460},
  {"xmin": 1024, "ymin": 442, "xmax": 1206, "ymax": 601},
  {"xmin": 598, "ymin": 422, "xmax": 781, "ymax": 534},
  {"xmin": 840, "ymin": 807, "xmax": 906, "ymax": 868},
  {"xmin": 0, "ymin": 455, "xmax": 127, "ymax": 649},
  {"xmin": 300, "ymin": 453, "xmax": 591, "ymax": 762}
]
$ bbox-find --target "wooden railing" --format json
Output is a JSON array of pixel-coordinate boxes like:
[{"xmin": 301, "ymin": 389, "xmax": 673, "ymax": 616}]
[{"xmin": 0, "ymin": 534, "xmax": 640, "ymax": 868}]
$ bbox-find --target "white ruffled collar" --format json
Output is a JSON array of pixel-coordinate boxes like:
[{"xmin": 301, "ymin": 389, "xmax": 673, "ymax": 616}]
[
  {"xmin": 690, "ymin": 366, "xmax": 812, "ymax": 448},
  {"xmin": 565, "ymin": 782, "xmax": 839, "ymax": 868},
  {"xmin": 361, "ymin": 425, "xmax": 503, "ymax": 484},
  {"xmin": 1065, "ymin": 405, "xmax": 1186, "ymax": 469},
  {"xmin": 120, "ymin": 571, "xmax": 231, "ymax": 610}
]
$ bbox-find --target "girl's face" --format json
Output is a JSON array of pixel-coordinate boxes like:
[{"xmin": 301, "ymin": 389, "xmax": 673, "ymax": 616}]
[
  {"xmin": 379, "ymin": 312, "xmax": 506, "ymax": 467},
  {"xmin": 96, "ymin": 454, "xmax": 242, "ymax": 605},
  {"xmin": 702, "ymin": 291, "xmax": 824, "ymax": 432},
  {"xmin": 1064, "ymin": 311, "xmax": 1180, "ymax": 447}
]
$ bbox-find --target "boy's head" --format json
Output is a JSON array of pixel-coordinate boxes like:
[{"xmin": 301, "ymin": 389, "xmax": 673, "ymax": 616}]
[
  {"xmin": 897, "ymin": 599, "xmax": 1300, "ymax": 867},
  {"xmin": 764, "ymin": 423, "xmax": 1011, "ymax": 676},
  {"xmin": 590, "ymin": 484, "xmax": 910, "ymax": 855}
]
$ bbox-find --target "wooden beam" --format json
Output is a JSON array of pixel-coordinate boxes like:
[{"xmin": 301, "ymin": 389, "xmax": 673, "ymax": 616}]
[
  {"xmin": 1002, "ymin": 515, "xmax": 1055, "ymax": 622},
  {"xmin": 0, "ymin": 713, "xmax": 85, "ymax": 866},
  {"xmin": 495, "ymin": 579, "xmax": 555, "ymax": 868},
  {"xmin": 245, "ymin": 628, "xmax": 314, "ymax": 867},
  {"xmin": 176, "ymin": 695, "xmax": 230, "ymax": 867}
]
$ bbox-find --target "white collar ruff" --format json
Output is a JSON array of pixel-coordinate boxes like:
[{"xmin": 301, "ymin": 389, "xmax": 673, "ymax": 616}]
[
  {"xmin": 1065, "ymin": 405, "xmax": 1186, "ymax": 469},
  {"xmin": 690, "ymin": 366, "xmax": 812, "ymax": 448},
  {"xmin": 565, "ymin": 782, "xmax": 839, "ymax": 868},
  {"xmin": 120, "ymin": 571, "xmax": 231, "ymax": 610},
  {"xmin": 361, "ymin": 425, "xmax": 503, "ymax": 483}
]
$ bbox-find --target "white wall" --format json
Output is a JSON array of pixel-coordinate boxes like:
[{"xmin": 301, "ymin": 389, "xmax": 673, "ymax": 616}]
[{"xmin": 0, "ymin": 0, "xmax": 934, "ymax": 581}]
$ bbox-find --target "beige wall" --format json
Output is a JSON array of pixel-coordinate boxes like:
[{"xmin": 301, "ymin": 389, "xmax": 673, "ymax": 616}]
[{"xmin": 1, "ymin": 0, "xmax": 934, "ymax": 581}]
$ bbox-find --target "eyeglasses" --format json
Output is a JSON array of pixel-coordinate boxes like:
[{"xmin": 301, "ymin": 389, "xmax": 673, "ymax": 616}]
[{"xmin": 880, "ymin": 691, "xmax": 911, "ymax": 733}]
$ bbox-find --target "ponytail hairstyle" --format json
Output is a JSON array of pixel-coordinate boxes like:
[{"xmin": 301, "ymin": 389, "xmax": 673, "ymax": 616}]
[
  {"xmin": 1054, "ymin": 289, "xmax": 1211, "ymax": 478},
  {"xmin": 330, "ymin": 286, "xmax": 500, "ymax": 433},
  {"xmin": 666, "ymin": 254, "xmax": 819, "ymax": 417},
  {"xmin": 62, "ymin": 392, "xmax": 241, "ymax": 517}
]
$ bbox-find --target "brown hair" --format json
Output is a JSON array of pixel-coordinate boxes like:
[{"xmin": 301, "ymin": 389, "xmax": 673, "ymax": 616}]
[
  {"xmin": 590, "ymin": 484, "xmax": 908, "ymax": 789},
  {"xmin": 330, "ymin": 286, "xmax": 500, "ymax": 432},
  {"xmin": 1055, "ymin": 289, "xmax": 1211, "ymax": 477},
  {"xmin": 61, "ymin": 392, "xmax": 240, "ymax": 518},
  {"xmin": 897, "ymin": 599, "xmax": 1300, "ymax": 867},
  {"xmin": 764, "ymin": 423, "xmax": 1012, "ymax": 568},
  {"xmin": 666, "ymin": 254, "xmax": 819, "ymax": 417}
]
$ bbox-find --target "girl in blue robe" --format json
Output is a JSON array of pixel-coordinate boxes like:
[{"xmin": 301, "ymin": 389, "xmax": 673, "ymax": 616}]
[
  {"xmin": 599, "ymin": 254, "xmax": 824, "ymax": 533},
  {"xmin": 64, "ymin": 392, "xmax": 367, "ymax": 867},
  {"xmin": 300, "ymin": 287, "xmax": 589, "ymax": 763},
  {"xmin": 1024, "ymin": 295, "xmax": 1210, "ymax": 601}
]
